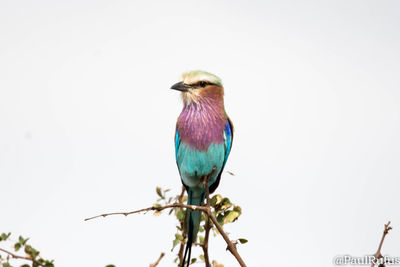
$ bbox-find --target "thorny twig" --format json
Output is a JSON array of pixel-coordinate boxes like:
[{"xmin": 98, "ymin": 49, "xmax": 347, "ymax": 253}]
[{"xmin": 371, "ymin": 221, "xmax": 392, "ymax": 267}]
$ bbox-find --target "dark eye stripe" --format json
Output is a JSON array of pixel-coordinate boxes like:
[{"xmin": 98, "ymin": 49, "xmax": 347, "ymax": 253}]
[{"xmin": 194, "ymin": 81, "xmax": 213, "ymax": 87}]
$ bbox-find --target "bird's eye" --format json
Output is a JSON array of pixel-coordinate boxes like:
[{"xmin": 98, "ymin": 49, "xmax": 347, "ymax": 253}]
[{"xmin": 199, "ymin": 81, "xmax": 207, "ymax": 87}]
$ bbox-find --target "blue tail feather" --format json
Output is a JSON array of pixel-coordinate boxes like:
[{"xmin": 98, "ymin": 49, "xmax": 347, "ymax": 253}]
[{"xmin": 182, "ymin": 189, "xmax": 204, "ymax": 267}]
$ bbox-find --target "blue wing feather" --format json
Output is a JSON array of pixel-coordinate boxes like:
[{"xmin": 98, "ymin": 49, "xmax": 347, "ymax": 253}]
[
  {"xmin": 175, "ymin": 127, "xmax": 180, "ymax": 161},
  {"xmin": 223, "ymin": 118, "xmax": 233, "ymax": 166}
]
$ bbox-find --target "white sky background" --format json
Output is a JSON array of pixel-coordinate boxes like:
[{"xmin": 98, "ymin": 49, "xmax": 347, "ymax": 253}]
[{"xmin": 1, "ymin": 0, "xmax": 400, "ymax": 266}]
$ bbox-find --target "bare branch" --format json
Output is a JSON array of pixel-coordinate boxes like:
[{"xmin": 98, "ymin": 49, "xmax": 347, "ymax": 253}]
[
  {"xmin": 84, "ymin": 203, "xmax": 208, "ymax": 222},
  {"xmin": 207, "ymin": 211, "xmax": 246, "ymax": 267},
  {"xmin": 150, "ymin": 252, "xmax": 165, "ymax": 267},
  {"xmin": 371, "ymin": 221, "xmax": 392, "ymax": 267}
]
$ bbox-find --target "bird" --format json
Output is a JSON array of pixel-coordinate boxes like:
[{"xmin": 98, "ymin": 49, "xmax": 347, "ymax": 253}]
[{"xmin": 171, "ymin": 70, "xmax": 233, "ymax": 266}]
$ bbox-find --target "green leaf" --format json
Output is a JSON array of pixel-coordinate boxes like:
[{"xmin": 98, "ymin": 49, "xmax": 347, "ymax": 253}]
[
  {"xmin": 32, "ymin": 249, "xmax": 40, "ymax": 258},
  {"xmin": 175, "ymin": 233, "xmax": 183, "ymax": 241},
  {"xmin": 216, "ymin": 214, "xmax": 224, "ymax": 225},
  {"xmin": 156, "ymin": 187, "xmax": 163, "ymax": 198},
  {"xmin": 172, "ymin": 238, "xmax": 180, "ymax": 251},
  {"xmin": 219, "ymin": 198, "xmax": 232, "ymax": 211},
  {"xmin": 20, "ymin": 265, "xmax": 30, "ymax": 267},
  {"xmin": 191, "ymin": 258, "xmax": 197, "ymax": 263},
  {"xmin": 18, "ymin": 236, "xmax": 29, "ymax": 245},
  {"xmin": 210, "ymin": 194, "xmax": 222, "ymax": 206},
  {"xmin": 44, "ymin": 262, "xmax": 55, "ymax": 267},
  {"xmin": 3, "ymin": 263, "xmax": 11, "ymax": 267},
  {"xmin": 233, "ymin": 205, "xmax": 242, "ymax": 213},
  {"xmin": 221, "ymin": 197, "xmax": 231, "ymax": 204},
  {"xmin": 24, "ymin": 245, "xmax": 40, "ymax": 259},
  {"xmin": 0, "ymin": 233, "xmax": 11, "ymax": 241},
  {"xmin": 172, "ymin": 233, "xmax": 183, "ymax": 251},
  {"xmin": 224, "ymin": 210, "xmax": 240, "ymax": 224},
  {"xmin": 199, "ymin": 254, "xmax": 205, "ymax": 262},
  {"xmin": 238, "ymin": 238, "xmax": 248, "ymax": 244},
  {"xmin": 198, "ymin": 235, "xmax": 204, "ymax": 244},
  {"xmin": 24, "ymin": 244, "xmax": 31, "ymax": 253},
  {"xmin": 168, "ymin": 208, "xmax": 174, "ymax": 215},
  {"xmin": 175, "ymin": 209, "xmax": 185, "ymax": 221},
  {"xmin": 105, "ymin": 265, "xmax": 116, "ymax": 267},
  {"xmin": 14, "ymin": 242, "xmax": 21, "ymax": 251}
]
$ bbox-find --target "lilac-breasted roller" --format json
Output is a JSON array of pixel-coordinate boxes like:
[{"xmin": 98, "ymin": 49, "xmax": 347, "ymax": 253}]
[{"xmin": 171, "ymin": 70, "xmax": 233, "ymax": 266}]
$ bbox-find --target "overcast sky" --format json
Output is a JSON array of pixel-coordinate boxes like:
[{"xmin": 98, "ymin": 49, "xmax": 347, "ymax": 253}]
[{"xmin": 1, "ymin": 1, "xmax": 400, "ymax": 266}]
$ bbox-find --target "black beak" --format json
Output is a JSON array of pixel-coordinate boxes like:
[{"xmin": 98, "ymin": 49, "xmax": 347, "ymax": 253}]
[{"xmin": 171, "ymin": 82, "xmax": 190, "ymax": 92}]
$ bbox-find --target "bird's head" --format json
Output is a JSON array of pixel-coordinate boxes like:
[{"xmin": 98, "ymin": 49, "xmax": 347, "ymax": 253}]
[{"xmin": 171, "ymin": 70, "xmax": 224, "ymax": 105}]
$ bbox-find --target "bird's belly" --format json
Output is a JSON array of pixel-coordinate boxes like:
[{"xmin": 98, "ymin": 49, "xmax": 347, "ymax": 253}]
[{"xmin": 177, "ymin": 143, "xmax": 224, "ymax": 188}]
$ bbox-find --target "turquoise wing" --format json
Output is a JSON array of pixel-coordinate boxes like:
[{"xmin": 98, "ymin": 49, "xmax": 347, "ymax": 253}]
[{"xmin": 175, "ymin": 125, "xmax": 181, "ymax": 162}]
